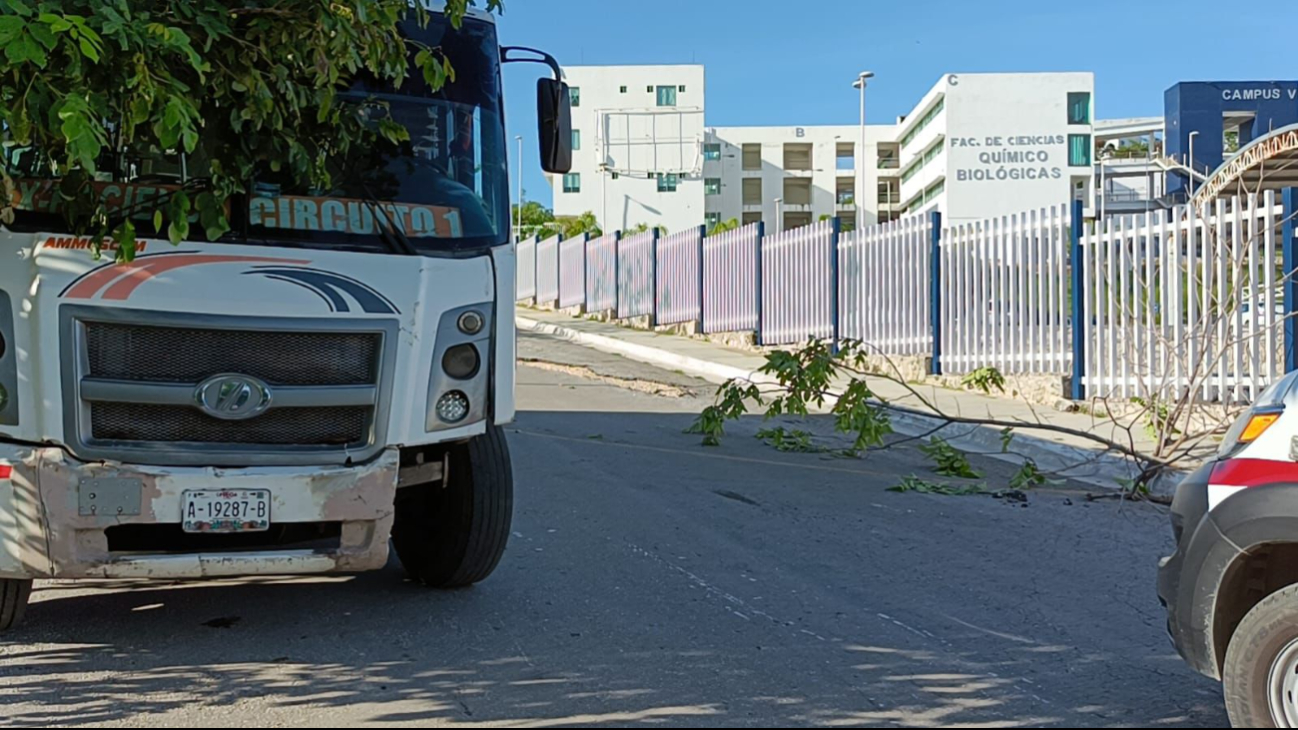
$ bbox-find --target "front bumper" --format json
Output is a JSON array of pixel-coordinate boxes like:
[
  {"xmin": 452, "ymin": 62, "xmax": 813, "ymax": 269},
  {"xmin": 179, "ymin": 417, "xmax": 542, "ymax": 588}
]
[
  {"xmin": 1157, "ymin": 461, "xmax": 1221, "ymax": 679},
  {"xmin": 0, "ymin": 443, "xmax": 399, "ymax": 580}
]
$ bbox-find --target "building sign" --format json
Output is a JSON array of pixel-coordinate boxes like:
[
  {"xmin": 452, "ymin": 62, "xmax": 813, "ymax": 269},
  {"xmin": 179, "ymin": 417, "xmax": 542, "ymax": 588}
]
[
  {"xmin": 951, "ymin": 134, "xmax": 1066, "ymax": 183},
  {"xmin": 1219, "ymin": 86, "xmax": 1296, "ymax": 101}
]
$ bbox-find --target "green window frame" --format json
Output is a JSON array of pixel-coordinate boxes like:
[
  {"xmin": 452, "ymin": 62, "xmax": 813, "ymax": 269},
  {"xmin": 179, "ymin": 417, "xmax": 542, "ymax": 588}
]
[
  {"xmin": 570, "ymin": 87, "xmax": 580, "ymax": 107},
  {"xmin": 657, "ymin": 172, "xmax": 679, "ymax": 192},
  {"xmin": 703, "ymin": 143, "xmax": 722, "ymax": 162},
  {"xmin": 572, "ymin": 129, "xmax": 581, "ymax": 151},
  {"xmin": 1067, "ymin": 92, "xmax": 1091, "ymax": 125},
  {"xmin": 1068, "ymin": 134, "xmax": 1092, "ymax": 166},
  {"xmin": 563, "ymin": 173, "xmax": 581, "ymax": 193},
  {"xmin": 656, "ymin": 85, "xmax": 678, "ymax": 107},
  {"xmin": 704, "ymin": 178, "xmax": 721, "ymax": 196}
]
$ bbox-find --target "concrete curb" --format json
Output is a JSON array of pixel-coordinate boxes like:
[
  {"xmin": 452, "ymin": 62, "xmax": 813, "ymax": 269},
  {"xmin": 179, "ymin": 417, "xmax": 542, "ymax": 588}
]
[{"xmin": 518, "ymin": 315, "xmax": 1180, "ymax": 496}]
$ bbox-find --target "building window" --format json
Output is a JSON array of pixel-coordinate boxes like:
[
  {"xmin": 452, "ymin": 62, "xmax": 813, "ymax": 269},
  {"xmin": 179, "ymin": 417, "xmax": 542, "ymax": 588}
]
[
  {"xmin": 657, "ymin": 172, "xmax": 679, "ymax": 192},
  {"xmin": 900, "ymin": 98, "xmax": 944, "ymax": 149},
  {"xmin": 705, "ymin": 212, "xmax": 722, "ymax": 229},
  {"xmin": 1067, "ymin": 92, "xmax": 1091, "ymax": 125},
  {"xmin": 572, "ymin": 129, "xmax": 581, "ymax": 151},
  {"xmin": 703, "ymin": 143, "xmax": 722, "ymax": 162},
  {"xmin": 610, "ymin": 171, "xmax": 619, "ymax": 180},
  {"xmin": 656, "ymin": 85, "xmax": 678, "ymax": 107},
  {"xmin": 570, "ymin": 87, "xmax": 580, "ymax": 107},
  {"xmin": 678, "ymin": 85, "xmax": 686, "ymax": 92},
  {"xmin": 1068, "ymin": 134, "xmax": 1092, "ymax": 166},
  {"xmin": 619, "ymin": 85, "xmax": 627, "ymax": 93},
  {"xmin": 563, "ymin": 173, "xmax": 581, "ymax": 193},
  {"xmin": 646, "ymin": 85, "xmax": 653, "ymax": 93},
  {"xmin": 705, "ymin": 178, "xmax": 721, "ymax": 196}
]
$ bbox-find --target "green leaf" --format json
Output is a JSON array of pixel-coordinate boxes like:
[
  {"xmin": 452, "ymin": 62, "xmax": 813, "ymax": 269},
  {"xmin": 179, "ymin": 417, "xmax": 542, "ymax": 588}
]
[
  {"xmin": 0, "ymin": 17, "xmax": 24, "ymax": 46},
  {"xmin": 38, "ymin": 13, "xmax": 70, "ymax": 31},
  {"xmin": 113, "ymin": 220, "xmax": 137, "ymax": 263},
  {"xmin": 6, "ymin": 33, "xmax": 47, "ymax": 68},
  {"xmin": 153, "ymin": 209, "xmax": 163, "ymax": 231},
  {"xmin": 28, "ymin": 18, "xmax": 56, "ymax": 49},
  {"xmin": 167, "ymin": 218, "xmax": 189, "ymax": 245},
  {"xmin": 77, "ymin": 34, "xmax": 100, "ymax": 63}
]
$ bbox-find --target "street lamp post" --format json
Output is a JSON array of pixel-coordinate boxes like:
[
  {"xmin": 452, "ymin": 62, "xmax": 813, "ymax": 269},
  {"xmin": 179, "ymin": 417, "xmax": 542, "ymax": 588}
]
[{"xmin": 852, "ymin": 71, "xmax": 875, "ymax": 232}]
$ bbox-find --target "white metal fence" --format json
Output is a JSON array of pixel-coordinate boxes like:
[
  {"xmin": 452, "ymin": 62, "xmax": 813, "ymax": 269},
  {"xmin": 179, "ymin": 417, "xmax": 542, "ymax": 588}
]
[
  {"xmin": 702, "ymin": 223, "xmax": 761, "ymax": 334},
  {"xmin": 618, "ymin": 230, "xmax": 657, "ymax": 320},
  {"xmin": 558, "ymin": 234, "xmax": 587, "ymax": 309},
  {"xmin": 536, "ymin": 234, "xmax": 560, "ymax": 305},
  {"xmin": 586, "ymin": 232, "xmax": 619, "ymax": 313},
  {"xmin": 1082, "ymin": 192, "xmax": 1285, "ymax": 402},
  {"xmin": 941, "ymin": 206, "xmax": 1073, "ymax": 375},
  {"xmin": 657, "ymin": 226, "xmax": 703, "ymax": 326},
  {"xmin": 516, "ymin": 236, "xmax": 537, "ymax": 301},
  {"xmin": 762, "ymin": 220, "xmax": 836, "ymax": 345},
  {"xmin": 840, "ymin": 214, "xmax": 932, "ymax": 356},
  {"xmin": 515, "ymin": 192, "xmax": 1297, "ymax": 405}
]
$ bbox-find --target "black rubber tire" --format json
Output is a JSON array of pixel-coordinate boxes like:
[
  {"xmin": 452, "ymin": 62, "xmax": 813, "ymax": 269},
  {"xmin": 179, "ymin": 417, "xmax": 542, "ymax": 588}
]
[
  {"xmin": 1224, "ymin": 583, "xmax": 1298, "ymax": 728},
  {"xmin": 0, "ymin": 579, "xmax": 32, "ymax": 632},
  {"xmin": 392, "ymin": 426, "xmax": 514, "ymax": 588}
]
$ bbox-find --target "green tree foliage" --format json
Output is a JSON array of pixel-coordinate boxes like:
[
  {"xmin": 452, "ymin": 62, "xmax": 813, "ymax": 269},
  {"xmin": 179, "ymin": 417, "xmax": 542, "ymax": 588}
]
[
  {"xmin": 555, "ymin": 210, "xmax": 601, "ymax": 238},
  {"xmin": 513, "ymin": 199, "xmax": 556, "ymax": 239},
  {"xmin": 0, "ymin": 0, "xmax": 501, "ymax": 261},
  {"xmin": 707, "ymin": 217, "xmax": 739, "ymax": 236}
]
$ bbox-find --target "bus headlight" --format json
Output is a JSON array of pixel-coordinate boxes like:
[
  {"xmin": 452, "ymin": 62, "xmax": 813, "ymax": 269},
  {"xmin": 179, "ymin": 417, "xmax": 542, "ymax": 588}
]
[
  {"xmin": 427, "ymin": 304, "xmax": 493, "ymax": 432},
  {"xmin": 435, "ymin": 391, "xmax": 471, "ymax": 424}
]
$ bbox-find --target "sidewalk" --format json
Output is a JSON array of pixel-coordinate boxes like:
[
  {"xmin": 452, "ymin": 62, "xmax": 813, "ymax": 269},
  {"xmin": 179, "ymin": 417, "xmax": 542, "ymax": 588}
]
[{"xmin": 518, "ymin": 308, "xmax": 1201, "ymax": 495}]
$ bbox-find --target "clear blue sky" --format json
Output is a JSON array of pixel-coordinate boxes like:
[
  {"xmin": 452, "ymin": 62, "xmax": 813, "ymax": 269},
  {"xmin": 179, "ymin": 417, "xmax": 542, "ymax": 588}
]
[{"xmin": 498, "ymin": 0, "xmax": 1292, "ymax": 209}]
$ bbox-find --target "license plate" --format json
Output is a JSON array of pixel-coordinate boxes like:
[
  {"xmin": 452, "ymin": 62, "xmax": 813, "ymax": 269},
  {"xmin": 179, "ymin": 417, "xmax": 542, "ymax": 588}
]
[{"xmin": 182, "ymin": 490, "xmax": 271, "ymax": 533}]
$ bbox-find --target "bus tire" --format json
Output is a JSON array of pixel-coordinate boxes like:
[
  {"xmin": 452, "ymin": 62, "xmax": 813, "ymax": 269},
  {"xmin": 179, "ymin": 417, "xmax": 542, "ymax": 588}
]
[
  {"xmin": 392, "ymin": 426, "xmax": 514, "ymax": 589},
  {"xmin": 0, "ymin": 579, "xmax": 32, "ymax": 632}
]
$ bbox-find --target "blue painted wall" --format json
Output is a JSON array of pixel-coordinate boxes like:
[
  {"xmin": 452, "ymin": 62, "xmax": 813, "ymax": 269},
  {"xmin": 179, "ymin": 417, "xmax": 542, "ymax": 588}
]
[{"xmin": 1165, "ymin": 81, "xmax": 1298, "ymax": 199}]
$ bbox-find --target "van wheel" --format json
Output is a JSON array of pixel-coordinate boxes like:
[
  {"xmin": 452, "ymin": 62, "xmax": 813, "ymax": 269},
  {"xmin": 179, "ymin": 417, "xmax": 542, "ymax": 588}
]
[
  {"xmin": 392, "ymin": 426, "xmax": 513, "ymax": 588},
  {"xmin": 0, "ymin": 579, "xmax": 32, "ymax": 632},
  {"xmin": 1224, "ymin": 584, "xmax": 1298, "ymax": 727}
]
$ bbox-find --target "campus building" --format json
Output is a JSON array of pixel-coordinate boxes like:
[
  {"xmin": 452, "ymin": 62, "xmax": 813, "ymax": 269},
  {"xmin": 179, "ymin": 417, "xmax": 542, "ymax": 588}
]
[{"xmin": 552, "ymin": 67, "xmax": 1098, "ymax": 232}]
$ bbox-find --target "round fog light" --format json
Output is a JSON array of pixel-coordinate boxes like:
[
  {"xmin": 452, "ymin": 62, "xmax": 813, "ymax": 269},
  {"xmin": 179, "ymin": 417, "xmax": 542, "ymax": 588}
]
[
  {"xmin": 458, "ymin": 310, "xmax": 485, "ymax": 335},
  {"xmin": 436, "ymin": 391, "xmax": 471, "ymax": 423},
  {"xmin": 443, "ymin": 344, "xmax": 480, "ymax": 379}
]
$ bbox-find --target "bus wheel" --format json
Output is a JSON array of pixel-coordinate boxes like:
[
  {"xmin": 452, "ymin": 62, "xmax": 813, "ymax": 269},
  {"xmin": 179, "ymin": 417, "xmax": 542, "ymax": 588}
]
[
  {"xmin": 0, "ymin": 579, "xmax": 32, "ymax": 632},
  {"xmin": 392, "ymin": 426, "xmax": 514, "ymax": 588}
]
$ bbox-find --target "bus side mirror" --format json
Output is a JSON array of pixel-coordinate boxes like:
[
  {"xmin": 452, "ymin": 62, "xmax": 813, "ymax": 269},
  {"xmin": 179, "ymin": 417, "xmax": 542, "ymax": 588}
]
[{"xmin": 538, "ymin": 79, "xmax": 572, "ymax": 174}]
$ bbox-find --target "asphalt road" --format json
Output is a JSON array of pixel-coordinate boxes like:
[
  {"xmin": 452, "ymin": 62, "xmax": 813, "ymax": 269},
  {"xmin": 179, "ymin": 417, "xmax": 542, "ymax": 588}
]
[{"xmin": 0, "ymin": 331, "xmax": 1227, "ymax": 728}]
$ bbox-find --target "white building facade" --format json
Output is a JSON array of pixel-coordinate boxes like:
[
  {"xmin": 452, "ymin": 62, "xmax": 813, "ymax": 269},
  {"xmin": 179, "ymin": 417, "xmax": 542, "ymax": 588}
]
[
  {"xmin": 553, "ymin": 67, "xmax": 1099, "ymax": 233},
  {"xmin": 899, "ymin": 72, "xmax": 1097, "ymax": 224},
  {"xmin": 702, "ymin": 125, "xmax": 899, "ymax": 232},
  {"xmin": 553, "ymin": 65, "xmax": 706, "ymax": 233}
]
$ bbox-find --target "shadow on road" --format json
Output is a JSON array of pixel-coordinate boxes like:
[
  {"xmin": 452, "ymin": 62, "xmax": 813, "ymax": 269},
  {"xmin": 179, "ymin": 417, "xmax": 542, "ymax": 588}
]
[{"xmin": 0, "ymin": 408, "xmax": 1228, "ymax": 728}]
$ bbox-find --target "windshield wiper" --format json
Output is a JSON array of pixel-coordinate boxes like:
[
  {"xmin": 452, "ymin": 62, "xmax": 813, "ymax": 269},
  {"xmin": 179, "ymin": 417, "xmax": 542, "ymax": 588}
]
[{"xmin": 359, "ymin": 192, "xmax": 417, "ymax": 256}]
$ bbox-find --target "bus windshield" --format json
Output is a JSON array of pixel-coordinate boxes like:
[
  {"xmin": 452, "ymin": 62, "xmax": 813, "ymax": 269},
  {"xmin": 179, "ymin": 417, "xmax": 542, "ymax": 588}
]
[{"xmin": 1, "ymin": 13, "xmax": 509, "ymax": 256}]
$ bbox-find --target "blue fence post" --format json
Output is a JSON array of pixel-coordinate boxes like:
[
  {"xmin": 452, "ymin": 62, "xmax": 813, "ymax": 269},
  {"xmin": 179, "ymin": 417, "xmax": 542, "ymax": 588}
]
[
  {"xmin": 929, "ymin": 211, "xmax": 943, "ymax": 375},
  {"xmin": 698, "ymin": 227, "xmax": 706, "ymax": 334},
  {"xmin": 1284, "ymin": 189, "xmax": 1298, "ymax": 372},
  {"xmin": 755, "ymin": 222, "xmax": 766, "ymax": 346},
  {"xmin": 830, "ymin": 217, "xmax": 842, "ymax": 353},
  {"xmin": 650, "ymin": 228, "xmax": 661, "ymax": 327},
  {"xmin": 1070, "ymin": 199, "xmax": 1086, "ymax": 400},
  {"xmin": 612, "ymin": 230, "xmax": 622, "ymax": 316},
  {"xmin": 581, "ymin": 232, "xmax": 590, "ymax": 311}
]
